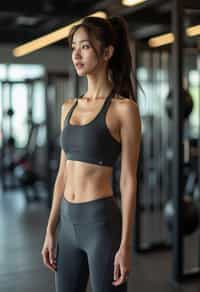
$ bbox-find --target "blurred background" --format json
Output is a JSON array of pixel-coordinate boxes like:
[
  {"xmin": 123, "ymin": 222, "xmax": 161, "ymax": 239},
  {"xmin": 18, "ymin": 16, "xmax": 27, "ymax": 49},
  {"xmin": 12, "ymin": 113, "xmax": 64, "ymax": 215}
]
[{"xmin": 0, "ymin": 0, "xmax": 200, "ymax": 291}]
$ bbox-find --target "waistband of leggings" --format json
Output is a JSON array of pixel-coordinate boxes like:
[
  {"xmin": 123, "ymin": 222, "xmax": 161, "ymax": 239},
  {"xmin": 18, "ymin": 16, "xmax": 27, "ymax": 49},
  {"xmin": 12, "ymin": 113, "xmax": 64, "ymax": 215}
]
[{"xmin": 61, "ymin": 195, "xmax": 120, "ymax": 223}]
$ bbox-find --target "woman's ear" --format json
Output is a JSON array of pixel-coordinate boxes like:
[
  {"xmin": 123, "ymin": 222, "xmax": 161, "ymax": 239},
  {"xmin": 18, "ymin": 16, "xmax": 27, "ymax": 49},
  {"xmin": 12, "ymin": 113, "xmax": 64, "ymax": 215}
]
[{"xmin": 103, "ymin": 45, "xmax": 115, "ymax": 61}]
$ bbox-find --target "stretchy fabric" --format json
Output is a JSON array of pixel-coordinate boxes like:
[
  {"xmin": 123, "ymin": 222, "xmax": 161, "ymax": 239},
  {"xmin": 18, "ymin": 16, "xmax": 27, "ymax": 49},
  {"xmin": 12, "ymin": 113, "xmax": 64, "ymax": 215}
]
[
  {"xmin": 54, "ymin": 195, "xmax": 128, "ymax": 292},
  {"xmin": 60, "ymin": 89, "xmax": 121, "ymax": 167}
]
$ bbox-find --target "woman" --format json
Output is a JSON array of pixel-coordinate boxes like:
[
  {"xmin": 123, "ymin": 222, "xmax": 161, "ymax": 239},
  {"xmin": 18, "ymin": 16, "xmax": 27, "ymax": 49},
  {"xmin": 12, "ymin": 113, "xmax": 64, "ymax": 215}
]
[{"xmin": 41, "ymin": 15, "xmax": 141, "ymax": 292}]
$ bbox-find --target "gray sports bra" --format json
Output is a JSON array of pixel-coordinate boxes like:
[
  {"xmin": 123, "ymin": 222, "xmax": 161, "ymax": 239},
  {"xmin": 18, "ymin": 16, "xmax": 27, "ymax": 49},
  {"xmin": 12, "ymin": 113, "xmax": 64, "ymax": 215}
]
[{"xmin": 60, "ymin": 88, "xmax": 121, "ymax": 167}]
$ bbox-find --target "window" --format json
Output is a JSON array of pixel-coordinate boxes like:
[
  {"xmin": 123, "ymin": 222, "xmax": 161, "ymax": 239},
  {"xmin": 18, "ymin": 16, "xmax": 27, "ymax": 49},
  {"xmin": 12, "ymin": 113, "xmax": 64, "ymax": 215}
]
[{"xmin": 0, "ymin": 64, "xmax": 45, "ymax": 148}]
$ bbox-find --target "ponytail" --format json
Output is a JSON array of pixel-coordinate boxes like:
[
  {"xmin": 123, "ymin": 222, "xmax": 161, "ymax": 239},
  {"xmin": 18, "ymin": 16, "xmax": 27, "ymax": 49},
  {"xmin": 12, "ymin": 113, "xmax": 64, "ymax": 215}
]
[{"xmin": 108, "ymin": 16, "xmax": 135, "ymax": 100}]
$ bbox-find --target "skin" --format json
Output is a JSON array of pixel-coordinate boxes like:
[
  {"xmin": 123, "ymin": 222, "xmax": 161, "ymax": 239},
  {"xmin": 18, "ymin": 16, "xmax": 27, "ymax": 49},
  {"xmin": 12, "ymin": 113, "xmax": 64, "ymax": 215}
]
[{"xmin": 41, "ymin": 26, "xmax": 141, "ymax": 286}]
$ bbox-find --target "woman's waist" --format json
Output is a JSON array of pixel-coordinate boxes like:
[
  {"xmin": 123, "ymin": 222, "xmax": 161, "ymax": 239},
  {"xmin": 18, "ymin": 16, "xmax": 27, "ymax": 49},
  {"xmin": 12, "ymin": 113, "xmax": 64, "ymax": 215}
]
[
  {"xmin": 63, "ymin": 190, "xmax": 114, "ymax": 204},
  {"xmin": 64, "ymin": 175, "xmax": 113, "ymax": 199},
  {"xmin": 60, "ymin": 194, "xmax": 121, "ymax": 224}
]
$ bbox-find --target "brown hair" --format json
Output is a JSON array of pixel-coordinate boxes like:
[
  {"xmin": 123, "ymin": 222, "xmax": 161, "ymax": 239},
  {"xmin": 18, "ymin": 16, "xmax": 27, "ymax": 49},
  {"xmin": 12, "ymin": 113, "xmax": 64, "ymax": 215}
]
[{"xmin": 68, "ymin": 16, "xmax": 137, "ymax": 101}]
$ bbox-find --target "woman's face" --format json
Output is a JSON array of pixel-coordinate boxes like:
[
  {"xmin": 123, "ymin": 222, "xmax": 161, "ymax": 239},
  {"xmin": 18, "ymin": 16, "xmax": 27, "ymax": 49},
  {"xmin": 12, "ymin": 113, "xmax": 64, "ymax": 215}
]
[{"xmin": 71, "ymin": 27, "xmax": 102, "ymax": 76}]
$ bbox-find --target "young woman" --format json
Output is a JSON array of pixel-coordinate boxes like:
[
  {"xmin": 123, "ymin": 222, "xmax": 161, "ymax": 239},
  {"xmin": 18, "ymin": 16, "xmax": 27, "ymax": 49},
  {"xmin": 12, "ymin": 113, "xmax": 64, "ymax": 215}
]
[{"xmin": 41, "ymin": 16, "xmax": 141, "ymax": 292}]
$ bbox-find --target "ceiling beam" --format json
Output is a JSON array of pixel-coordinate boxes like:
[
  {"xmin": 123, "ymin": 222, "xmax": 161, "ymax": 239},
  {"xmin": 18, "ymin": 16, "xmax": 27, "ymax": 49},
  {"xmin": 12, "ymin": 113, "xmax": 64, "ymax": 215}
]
[
  {"xmin": 183, "ymin": 0, "xmax": 200, "ymax": 9},
  {"xmin": 0, "ymin": 3, "xmax": 90, "ymax": 17}
]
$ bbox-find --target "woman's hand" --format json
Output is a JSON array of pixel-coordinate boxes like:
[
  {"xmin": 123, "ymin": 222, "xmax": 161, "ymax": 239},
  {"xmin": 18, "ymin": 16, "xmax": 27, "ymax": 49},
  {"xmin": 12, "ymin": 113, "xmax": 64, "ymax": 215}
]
[
  {"xmin": 41, "ymin": 231, "xmax": 57, "ymax": 272},
  {"xmin": 112, "ymin": 246, "xmax": 132, "ymax": 286}
]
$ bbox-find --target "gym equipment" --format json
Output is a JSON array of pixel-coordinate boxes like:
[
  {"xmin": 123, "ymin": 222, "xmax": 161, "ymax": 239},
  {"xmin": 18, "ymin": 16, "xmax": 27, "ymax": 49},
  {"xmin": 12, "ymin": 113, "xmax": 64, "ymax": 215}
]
[
  {"xmin": 165, "ymin": 88, "xmax": 193, "ymax": 120},
  {"xmin": 18, "ymin": 170, "xmax": 38, "ymax": 187},
  {"xmin": 134, "ymin": 30, "xmax": 200, "ymax": 280},
  {"xmin": 135, "ymin": 49, "xmax": 172, "ymax": 254},
  {"xmin": 7, "ymin": 108, "xmax": 14, "ymax": 116},
  {"xmin": 13, "ymin": 123, "xmax": 41, "ymax": 201},
  {"xmin": 0, "ymin": 72, "xmax": 70, "ymax": 206},
  {"xmin": 1, "ymin": 81, "xmax": 27, "ymax": 190},
  {"xmin": 6, "ymin": 136, "xmax": 16, "ymax": 148},
  {"xmin": 163, "ymin": 196, "xmax": 199, "ymax": 236},
  {"xmin": 163, "ymin": 136, "xmax": 200, "ymax": 236}
]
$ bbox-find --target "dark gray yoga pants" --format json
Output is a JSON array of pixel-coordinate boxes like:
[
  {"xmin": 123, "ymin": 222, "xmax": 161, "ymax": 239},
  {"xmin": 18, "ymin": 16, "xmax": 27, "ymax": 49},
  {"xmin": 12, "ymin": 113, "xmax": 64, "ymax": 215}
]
[{"xmin": 54, "ymin": 195, "xmax": 128, "ymax": 292}]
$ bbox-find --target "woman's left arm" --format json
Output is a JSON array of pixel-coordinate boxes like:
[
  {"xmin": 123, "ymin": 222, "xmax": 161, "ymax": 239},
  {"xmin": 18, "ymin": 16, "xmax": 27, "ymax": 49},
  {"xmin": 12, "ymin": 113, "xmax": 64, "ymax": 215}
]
[
  {"xmin": 118, "ymin": 98, "xmax": 142, "ymax": 250},
  {"xmin": 112, "ymin": 98, "xmax": 142, "ymax": 286}
]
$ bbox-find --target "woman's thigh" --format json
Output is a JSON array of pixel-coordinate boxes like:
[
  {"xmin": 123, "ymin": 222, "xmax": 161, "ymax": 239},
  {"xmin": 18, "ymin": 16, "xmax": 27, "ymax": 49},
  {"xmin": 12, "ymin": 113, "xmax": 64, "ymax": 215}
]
[
  {"xmin": 54, "ymin": 213, "xmax": 89, "ymax": 292},
  {"xmin": 82, "ymin": 216, "xmax": 127, "ymax": 292}
]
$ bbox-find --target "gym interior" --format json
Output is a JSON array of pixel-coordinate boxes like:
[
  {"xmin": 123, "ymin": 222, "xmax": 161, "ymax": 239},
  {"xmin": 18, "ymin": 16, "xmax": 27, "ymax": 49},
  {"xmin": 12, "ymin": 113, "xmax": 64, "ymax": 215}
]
[{"xmin": 0, "ymin": 0, "xmax": 200, "ymax": 291}]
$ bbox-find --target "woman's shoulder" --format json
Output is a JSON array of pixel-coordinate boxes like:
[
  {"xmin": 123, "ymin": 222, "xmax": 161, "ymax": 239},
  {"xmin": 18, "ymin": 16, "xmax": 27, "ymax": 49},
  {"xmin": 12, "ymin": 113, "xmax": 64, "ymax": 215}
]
[
  {"xmin": 113, "ymin": 94, "xmax": 139, "ymax": 122},
  {"xmin": 112, "ymin": 94, "xmax": 138, "ymax": 107},
  {"xmin": 61, "ymin": 98, "xmax": 77, "ymax": 119},
  {"xmin": 62, "ymin": 97, "xmax": 77, "ymax": 108}
]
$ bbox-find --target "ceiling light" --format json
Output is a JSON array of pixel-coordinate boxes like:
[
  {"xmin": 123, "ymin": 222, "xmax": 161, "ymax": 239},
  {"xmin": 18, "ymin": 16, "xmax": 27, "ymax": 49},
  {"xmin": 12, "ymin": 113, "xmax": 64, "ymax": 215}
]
[
  {"xmin": 186, "ymin": 24, "xmax": 200, "ymax": 37},
  {"xmin": 148, "ymin": 23, "xmax": 200, "ymax": 47},
  {"xmin": 121, "ymin": 0, "xmax": 147, "ymax": 7},
  {"xmin": 148, "ymin": 33, "xmax": 174, "ymax": 47},
  {"xmin": 13, "ymin": 11, "xmax": 107, "ymax": 57}
]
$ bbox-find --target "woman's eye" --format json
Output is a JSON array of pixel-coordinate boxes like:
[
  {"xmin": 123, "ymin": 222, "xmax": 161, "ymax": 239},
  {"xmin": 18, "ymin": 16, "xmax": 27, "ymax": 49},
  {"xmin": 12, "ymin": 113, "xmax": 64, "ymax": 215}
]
[{"xmin": 71, "ymin": 45, "xmax": 89, "ymax": 51}]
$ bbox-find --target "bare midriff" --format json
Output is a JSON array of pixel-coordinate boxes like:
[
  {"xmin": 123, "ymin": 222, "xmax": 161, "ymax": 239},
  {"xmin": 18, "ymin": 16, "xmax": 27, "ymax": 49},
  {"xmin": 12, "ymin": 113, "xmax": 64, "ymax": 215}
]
[{"xmin": 63, "ymin": 160, "xmax": 114, "ymax": 203}]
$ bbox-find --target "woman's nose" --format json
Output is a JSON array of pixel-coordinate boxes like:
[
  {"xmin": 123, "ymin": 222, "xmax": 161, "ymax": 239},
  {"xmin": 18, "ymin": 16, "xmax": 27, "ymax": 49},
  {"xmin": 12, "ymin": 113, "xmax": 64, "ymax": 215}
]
[{"xmin": 74, "ymin": 47, "xmax": 81, "ymax": 57}]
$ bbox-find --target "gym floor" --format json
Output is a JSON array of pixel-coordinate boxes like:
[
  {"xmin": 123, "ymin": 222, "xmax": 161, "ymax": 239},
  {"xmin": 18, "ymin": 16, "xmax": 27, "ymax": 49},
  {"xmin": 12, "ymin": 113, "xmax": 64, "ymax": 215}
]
[{"xmin": 1, "ymin": 190, "xmax": 199, "ymax": 292}]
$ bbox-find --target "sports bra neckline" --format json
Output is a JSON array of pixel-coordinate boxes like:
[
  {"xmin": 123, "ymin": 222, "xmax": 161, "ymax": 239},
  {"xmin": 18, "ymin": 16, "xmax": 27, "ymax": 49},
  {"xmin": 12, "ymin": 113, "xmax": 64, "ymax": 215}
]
[{"xmin": 67, "ymin": 88, "xmax": 115, "ymax": 128}]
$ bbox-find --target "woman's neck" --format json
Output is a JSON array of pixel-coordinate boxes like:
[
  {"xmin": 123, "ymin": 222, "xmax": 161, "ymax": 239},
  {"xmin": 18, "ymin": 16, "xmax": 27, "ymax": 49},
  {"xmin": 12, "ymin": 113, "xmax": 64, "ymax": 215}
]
[{"xmin": 84, "ymin": 82, "xmax": 113, "ymax": 101}]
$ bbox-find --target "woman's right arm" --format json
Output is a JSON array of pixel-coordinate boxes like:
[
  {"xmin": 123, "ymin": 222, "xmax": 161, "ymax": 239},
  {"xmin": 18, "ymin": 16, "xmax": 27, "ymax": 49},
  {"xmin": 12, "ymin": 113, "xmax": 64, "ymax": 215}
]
[
  {"xmin": 45, "ymin": 101, "xmax": 69, "ymax": 236},
  {"xmin": 41, "ymin": 99, "xmax": 74, "ymax": 271}
]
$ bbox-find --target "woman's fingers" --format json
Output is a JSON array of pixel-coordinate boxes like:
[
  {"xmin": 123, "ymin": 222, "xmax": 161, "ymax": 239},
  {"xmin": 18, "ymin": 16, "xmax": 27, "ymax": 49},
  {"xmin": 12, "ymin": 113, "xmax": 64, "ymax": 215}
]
[
  {"xmin": 41, "ymin": 231, "xmax": 58, "ymax": 272},
  {"xmin": 49, "ymin": 247, "xmax": 56, "ymax": 265},
  {"xmin": 113, "ymin": 263, "xmax": 120, "ymax": 281},
  {"xmin": 112, "ymin": 264, "xmax": 128, "ymax": 286},
  {"xmin": 41, "ymin": 248, "xmax": 57, "ymax": 272}
]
